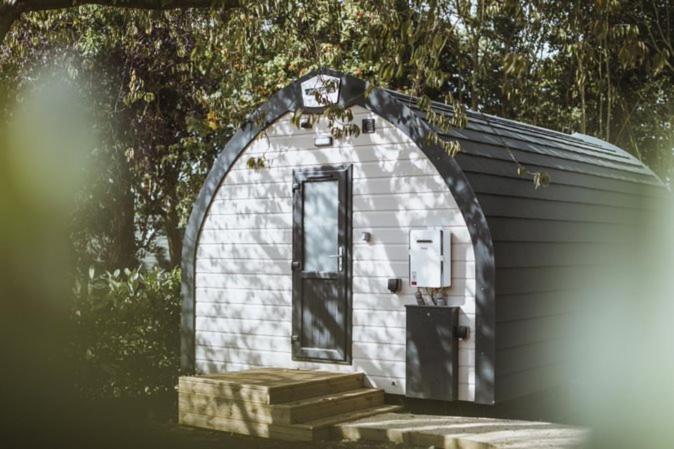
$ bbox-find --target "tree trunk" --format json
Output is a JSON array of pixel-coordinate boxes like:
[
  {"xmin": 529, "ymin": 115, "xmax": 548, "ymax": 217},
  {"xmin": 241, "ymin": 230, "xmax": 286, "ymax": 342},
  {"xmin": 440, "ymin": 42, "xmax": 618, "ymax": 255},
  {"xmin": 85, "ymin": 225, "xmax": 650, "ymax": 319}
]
[
  {"xmin": 110, "ymin": 153, "xmax": 138, "ymax": 270},
  {"xmin": 579, "ymin": 76, "xmax": 587, "ymax": 134},
  {"xmin": 164, "ymin": 200, "xmax": 183, "ymax": 268},
  {"xmin": 470, "ymin": 38, "xmax": 479, "ymax": 110},
  {"xmin": 576, "ymin": 49, "xmax": 587, "ymax": 134},
  {"xmin": 163, "ymin": 170, "xmax": 183, "ymax": 268},
  {"xmin": 469, "ymin": 0, "xmax": 484, "ymax": 111}
]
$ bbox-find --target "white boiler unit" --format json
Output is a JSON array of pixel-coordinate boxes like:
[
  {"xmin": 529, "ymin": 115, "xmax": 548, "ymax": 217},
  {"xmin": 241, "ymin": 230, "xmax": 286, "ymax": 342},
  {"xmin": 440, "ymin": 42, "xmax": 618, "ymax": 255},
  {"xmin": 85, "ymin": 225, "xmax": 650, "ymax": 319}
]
[{"xmin": 409, "ymin": 228, "xmax": 452, "ymax": 288}]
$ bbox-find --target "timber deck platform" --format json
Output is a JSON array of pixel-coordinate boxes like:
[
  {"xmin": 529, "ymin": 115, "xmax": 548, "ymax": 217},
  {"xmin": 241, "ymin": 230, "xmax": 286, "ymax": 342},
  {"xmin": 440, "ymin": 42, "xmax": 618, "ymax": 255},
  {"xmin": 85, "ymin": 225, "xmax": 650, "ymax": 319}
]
[{"xmin": 178, "ymin": 368, "xmax": 401, "ymax": 441}]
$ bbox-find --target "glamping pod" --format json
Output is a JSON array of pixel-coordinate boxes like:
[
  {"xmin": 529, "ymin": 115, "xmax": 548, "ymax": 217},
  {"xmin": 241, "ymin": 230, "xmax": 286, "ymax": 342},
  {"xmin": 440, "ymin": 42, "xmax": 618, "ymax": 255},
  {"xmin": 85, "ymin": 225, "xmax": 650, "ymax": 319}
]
[{"xmin": 180, "ymin": 69, "xmax": 666, "ymax": 405}]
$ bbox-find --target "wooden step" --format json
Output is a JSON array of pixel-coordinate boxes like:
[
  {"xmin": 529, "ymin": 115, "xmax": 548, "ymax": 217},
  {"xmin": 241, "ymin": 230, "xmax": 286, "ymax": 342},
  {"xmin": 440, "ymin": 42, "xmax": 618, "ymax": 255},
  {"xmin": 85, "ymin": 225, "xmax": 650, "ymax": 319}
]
[
  {"xmin": 179, "ymin": 392, "xmax": 275, "ymax": 424},
  {"xmin": 179, "ymin": 370, "xmax": 365, "ymax": 404},
  {"xmin": 177, "ymin": 369, "xmax": 400, "ymax": 442},
  {"xmin": 179, "ymin": 404, "xmax": 404, "ymax": 442},
  {"xmin": 270, "ymin": 372, "xmax": 366, "ymax": 404},
  {"xmin": 179, "ymin": 411, "xmax": 315, "ymax": 441},
  {"xmin": 271, "ymin": 388, "xmax": 385, "ymax": 424},
  {"xmin": 296, "ymin": 404, "xmax": 405, "ymax": 440}
]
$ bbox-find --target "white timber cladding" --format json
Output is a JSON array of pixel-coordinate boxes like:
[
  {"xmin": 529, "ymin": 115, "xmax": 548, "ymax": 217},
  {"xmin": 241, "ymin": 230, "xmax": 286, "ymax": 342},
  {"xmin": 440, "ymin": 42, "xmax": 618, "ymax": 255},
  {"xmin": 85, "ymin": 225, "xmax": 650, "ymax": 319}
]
[{"xmin": 194, "ymin": 106, "xmax": 478, "ymax": 401}]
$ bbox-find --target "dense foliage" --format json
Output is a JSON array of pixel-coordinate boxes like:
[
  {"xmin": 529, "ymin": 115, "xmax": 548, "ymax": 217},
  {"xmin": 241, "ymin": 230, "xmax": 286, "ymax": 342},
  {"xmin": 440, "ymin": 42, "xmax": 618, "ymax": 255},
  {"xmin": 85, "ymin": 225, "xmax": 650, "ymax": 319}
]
[
  {"xmin": 2, "ymin": 0, "xmax": 671, "ymax": 271},
  {"xmin": 72, "ymin": 267, "xmax": 181, "ymax": 398},
  {"xmin": 0, "ymin": 0, "xmax": 672, "ymax": 402}
]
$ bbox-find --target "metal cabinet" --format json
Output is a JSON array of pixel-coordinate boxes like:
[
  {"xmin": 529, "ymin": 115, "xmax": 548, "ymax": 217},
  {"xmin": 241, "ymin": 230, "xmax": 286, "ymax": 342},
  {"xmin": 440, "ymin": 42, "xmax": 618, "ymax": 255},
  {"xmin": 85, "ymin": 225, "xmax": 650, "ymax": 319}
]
[{"xmin": 405, "ymin": 305, "xmax": 459, "ymax": 401}]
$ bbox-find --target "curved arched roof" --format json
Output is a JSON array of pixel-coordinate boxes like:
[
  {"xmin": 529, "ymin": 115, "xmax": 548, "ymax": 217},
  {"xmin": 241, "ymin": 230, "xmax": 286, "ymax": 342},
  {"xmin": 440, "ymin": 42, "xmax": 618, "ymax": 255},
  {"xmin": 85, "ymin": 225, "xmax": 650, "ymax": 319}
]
[
  {"xmin": 180, "ymin": 68, "xmax": 666, "ymax": 404},
  {"xmin": 387, "ymin": 90, "xmax": 663, "ymax": 186}
]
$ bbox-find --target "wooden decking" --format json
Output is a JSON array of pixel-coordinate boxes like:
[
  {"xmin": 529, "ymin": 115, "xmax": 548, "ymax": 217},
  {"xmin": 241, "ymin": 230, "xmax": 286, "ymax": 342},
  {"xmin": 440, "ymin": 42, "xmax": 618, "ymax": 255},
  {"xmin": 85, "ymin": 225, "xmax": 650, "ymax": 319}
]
[
  {"xmin": 178, "ymin": 368, "xmax": 401, "ymax": 441},
  {"xmin": 335, "ymin": 412, "xmax": 588, "ymax": 449}
]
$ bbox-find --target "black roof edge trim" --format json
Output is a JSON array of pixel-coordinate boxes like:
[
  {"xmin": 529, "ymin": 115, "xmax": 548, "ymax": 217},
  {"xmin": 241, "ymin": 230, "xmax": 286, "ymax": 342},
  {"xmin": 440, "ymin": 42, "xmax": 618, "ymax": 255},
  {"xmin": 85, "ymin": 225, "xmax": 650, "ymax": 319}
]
[{"xmin": 180, "ymin": 68, "xmax": 497, "ymax": 405}]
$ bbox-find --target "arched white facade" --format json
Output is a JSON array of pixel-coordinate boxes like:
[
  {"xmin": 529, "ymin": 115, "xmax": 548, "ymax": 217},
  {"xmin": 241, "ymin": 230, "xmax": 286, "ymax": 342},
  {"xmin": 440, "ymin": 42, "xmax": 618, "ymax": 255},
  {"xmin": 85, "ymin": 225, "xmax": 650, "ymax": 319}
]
[{"xmin": 194, "ymin": 106, "xmax": 477, "ymax": 401}]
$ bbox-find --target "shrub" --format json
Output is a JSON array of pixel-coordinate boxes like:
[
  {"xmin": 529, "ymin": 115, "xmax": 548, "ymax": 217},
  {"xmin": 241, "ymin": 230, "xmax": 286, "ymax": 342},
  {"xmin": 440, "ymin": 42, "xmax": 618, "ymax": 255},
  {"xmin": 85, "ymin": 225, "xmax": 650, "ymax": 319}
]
[{"xmin": 72, "ymin": 266, "xmax": 181, "ymax": 400}]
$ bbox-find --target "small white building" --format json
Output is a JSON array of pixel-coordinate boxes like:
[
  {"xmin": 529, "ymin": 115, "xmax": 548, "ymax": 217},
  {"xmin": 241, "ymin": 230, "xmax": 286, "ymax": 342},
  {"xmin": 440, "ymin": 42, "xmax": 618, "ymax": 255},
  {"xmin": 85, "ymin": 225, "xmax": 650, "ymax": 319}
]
[{"xmin": 180, "ymin": 69, "xmax": 665, "ymax": 405}]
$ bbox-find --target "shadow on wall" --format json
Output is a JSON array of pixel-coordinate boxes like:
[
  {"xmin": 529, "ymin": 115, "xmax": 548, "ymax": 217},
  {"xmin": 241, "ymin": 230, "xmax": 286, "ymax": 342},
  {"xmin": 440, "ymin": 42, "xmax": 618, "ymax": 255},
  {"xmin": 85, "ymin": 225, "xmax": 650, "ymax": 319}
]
[{"xmin": 193, "ymin": 110, "xmax": 478, "ymax": 397}]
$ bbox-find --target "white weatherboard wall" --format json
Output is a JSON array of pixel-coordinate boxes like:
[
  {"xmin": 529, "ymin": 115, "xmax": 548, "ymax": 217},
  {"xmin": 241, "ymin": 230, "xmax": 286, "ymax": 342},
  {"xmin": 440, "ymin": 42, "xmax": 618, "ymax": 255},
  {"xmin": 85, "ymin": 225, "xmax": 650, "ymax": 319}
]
[{"xmin": 194, "ymin": 106, "xmax": 477, "ymax": 401}]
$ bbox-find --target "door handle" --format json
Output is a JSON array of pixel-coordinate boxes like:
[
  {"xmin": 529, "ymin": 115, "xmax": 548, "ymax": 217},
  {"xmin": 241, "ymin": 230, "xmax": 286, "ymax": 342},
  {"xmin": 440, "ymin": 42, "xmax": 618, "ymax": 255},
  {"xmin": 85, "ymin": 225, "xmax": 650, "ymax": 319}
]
[
  {"xmin": 291, "ymin": 334, "xmax": 299, "ymax": 342},
  {"xmin": 291, "ymin": 260, "xmax": 301, "ymax": 271},
  {"xmin": 327, "ymin": 246, "xmax": 344, "ymax": 272}
]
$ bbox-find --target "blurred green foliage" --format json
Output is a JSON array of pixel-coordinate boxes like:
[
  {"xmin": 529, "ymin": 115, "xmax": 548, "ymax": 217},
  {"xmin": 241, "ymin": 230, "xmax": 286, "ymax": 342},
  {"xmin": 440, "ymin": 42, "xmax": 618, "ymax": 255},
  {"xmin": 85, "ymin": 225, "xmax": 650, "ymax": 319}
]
[{"xmin": 71, "ymin": 267, "xmax": 181, "ymax": 399}]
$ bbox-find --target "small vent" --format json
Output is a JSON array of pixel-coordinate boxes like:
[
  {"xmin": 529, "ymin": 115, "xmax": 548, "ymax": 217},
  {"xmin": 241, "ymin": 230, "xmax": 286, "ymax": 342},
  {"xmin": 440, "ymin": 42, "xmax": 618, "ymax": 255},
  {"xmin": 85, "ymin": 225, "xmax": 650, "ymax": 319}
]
[{"xmin": 362, "ymin": 118, "xmax": 376, "ymax": 134}]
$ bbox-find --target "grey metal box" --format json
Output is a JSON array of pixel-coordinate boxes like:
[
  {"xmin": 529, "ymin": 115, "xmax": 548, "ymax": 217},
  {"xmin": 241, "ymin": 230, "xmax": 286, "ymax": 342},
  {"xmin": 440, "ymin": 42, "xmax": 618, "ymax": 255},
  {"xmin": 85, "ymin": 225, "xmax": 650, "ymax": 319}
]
[{"xmin": 405, "ymin": 305, "xmax": 459, "ymax": 401}]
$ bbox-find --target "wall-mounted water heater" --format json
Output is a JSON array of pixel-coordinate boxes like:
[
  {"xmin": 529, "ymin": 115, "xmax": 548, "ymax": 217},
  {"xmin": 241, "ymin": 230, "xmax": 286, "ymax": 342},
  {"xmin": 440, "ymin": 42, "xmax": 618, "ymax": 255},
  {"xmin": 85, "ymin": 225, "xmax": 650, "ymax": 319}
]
[{"xmin": 409, "ymin": 228, "xmax": 452, "ymax": 288}]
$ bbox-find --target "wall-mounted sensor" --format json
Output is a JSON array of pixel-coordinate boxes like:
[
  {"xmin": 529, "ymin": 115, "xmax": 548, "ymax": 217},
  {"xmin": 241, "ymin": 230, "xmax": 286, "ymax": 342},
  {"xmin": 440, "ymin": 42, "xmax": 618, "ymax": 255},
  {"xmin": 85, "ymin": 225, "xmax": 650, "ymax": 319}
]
[
  {"xmin": 362, "ymin": 118, "xmax": 376, "ymax": 133},
  {"xmin": 314, "ymin": 135, "xmax": 333, "ymax": 147},
  {"xmin": 360, "ymin": 231, "xmax": 372, "ymax": 242},
  {"xmin": 387, "ymin": 278, "xmax": 402, "ymax": 293}
]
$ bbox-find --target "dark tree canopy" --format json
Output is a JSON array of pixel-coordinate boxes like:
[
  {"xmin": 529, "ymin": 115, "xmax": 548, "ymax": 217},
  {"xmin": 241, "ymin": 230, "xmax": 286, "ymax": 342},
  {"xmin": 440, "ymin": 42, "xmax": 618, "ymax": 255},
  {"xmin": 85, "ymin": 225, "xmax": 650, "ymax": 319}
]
[
  {"xmin": 0, "ymin": 0, "xmax": 672, "ymax": 273},
  {"xmin": 0, "ymin": 0, "xmax": 238, "ymax": 43}
]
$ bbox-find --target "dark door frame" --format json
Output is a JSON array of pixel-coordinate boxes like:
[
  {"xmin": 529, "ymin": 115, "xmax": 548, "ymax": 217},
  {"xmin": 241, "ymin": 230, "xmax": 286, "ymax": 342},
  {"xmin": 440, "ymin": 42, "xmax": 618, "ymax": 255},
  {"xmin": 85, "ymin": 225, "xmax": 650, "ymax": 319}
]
[{"xmin": 291, "ymin": 164, "xmax": 353, "ymax": 364}]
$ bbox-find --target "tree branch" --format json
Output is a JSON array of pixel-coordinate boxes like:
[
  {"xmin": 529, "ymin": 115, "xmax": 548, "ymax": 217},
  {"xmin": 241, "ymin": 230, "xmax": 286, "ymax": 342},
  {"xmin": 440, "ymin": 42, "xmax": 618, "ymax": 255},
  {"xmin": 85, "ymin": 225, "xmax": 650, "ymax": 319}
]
[{"xmin": 0, "ymin": 0, "xmax": 241, "ymax": 45}]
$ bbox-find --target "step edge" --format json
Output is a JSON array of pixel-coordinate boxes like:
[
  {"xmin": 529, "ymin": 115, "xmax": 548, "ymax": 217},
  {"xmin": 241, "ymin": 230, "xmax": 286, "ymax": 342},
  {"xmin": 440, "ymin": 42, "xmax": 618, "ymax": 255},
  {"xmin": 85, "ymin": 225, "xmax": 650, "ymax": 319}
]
[
  {"xmin": 179, "ymin": 411, "xmax": 314, "ymax": 439},
  {"xmin": 179, "ymin": 376, "xmax": 270, "ymax": 392},
  {"xmin": 180, "ymin": 371, "xmax": 364, "ymax": 394},
  {"xmin": 294, "ymin": 404, "xmax": 404, "ymax": 430},
  {"xmin": 273, "ymin": 387, "xmax": 384, "ymax": 409},
  {"xmin": 178, "ymin": 384, "xmax": 271, "ymax": 404},
  {"xmin": 177, "ymin": 394, "xmax": 274, "ymax": 421},
  {"xmin": 270, "ymin": 372, "xmax": 365, "ymax": 393}
]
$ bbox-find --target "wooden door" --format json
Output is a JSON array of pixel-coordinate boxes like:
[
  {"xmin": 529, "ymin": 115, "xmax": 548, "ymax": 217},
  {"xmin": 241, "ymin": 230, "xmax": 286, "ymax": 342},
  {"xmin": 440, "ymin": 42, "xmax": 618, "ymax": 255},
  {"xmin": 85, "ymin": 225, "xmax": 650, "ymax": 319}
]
[{"xmin": 291, "ymin": 165, "xmax": 351, "ymax": 362}]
